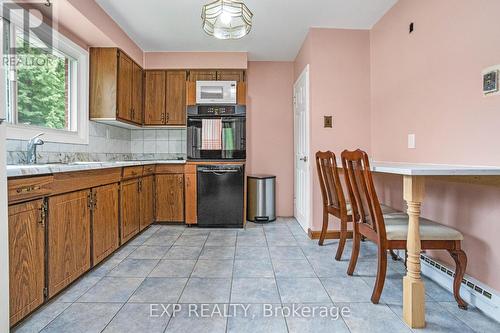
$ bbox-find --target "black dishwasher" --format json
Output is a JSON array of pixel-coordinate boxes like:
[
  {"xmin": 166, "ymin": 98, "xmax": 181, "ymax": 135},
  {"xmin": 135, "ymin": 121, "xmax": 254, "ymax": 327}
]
[{"xmin": 197, "ymin": 165, "xmax": 244, "ymax": 227}]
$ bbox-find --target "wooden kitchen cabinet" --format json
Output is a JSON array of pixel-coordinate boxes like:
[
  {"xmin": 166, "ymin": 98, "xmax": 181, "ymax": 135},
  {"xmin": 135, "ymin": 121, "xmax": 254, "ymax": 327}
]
[
  {"xmin": 90, "ymin": 48, "xmax": 143, "ymax": 126},
  {"xmin": 120, "ymin": 178, "xmax": 141, "ymax": 243},
  {"xmin": 92, "ymin": 184, "xmax": 119, "ymax": 265},
  {"xmin": 117, "ymin": 51, "xmax": 133, "ymax": 122},
  {"xmin": 217, "ymin": 69, "xmax": 245, "ymax": 82},
  {"xmin": 184, "ymin": 172, "xmax": 197, "ymax": 224},
  {"xmin": 144, "ymin": 70, "xmax": 166, "ymax": 125},
  {"xmin": 47, "ymin": 190, "xmax": 91, "ymax": 298},
  {"xmin": 8, "ymin": 199, "xmax": 46, "ymax": 326},
  {"xmin": 132, "ymin": 62, "xmax": 144, "ymax": 124},
  {"xmin": 189, "ymin": 69, "xmax": 217, "ymax": 81},
  {"xmin": 140, "ymin": 175, "xmax": 155, "ymax": 229},
  {"xmin": 165, "ymin": 70, "xmax": 187, "ymax": 125},
  {"xmin": 155, "ymin": 174, "xmax": 184, "ymax": 222}
]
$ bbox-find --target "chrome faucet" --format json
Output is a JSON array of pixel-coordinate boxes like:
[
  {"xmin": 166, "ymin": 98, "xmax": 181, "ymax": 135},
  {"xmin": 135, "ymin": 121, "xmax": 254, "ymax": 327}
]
[{"xmin": 27, "ymin": 133, "xmax": 44, "ymax": 164}]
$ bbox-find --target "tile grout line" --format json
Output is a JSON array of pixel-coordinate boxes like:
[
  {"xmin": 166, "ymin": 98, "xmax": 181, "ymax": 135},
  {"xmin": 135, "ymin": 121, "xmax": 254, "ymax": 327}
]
[
  {"xmin": 289, "ymin": 218, "xmax": 354, "ymax": 333},
  {"xmin": 263, "ymin": 221, "xmax": 290, "ymax": 333},
  {"xmin": 99, "ymin": 225, "xmax": 179, "ymax": 333},
  {"xmin": 162, "ymin": 227, "xmax": 210, "ymax": 333}
]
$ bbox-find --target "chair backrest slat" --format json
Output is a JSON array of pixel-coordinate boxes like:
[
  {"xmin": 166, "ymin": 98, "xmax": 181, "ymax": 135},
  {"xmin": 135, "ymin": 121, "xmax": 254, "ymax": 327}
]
[
  {"xmin": 340, "ymin": 149, "xmax": 386, "ymax": 239},
  {"xmin": 315, "ymin": 151, "xmax": 347, "ymax": 214}
]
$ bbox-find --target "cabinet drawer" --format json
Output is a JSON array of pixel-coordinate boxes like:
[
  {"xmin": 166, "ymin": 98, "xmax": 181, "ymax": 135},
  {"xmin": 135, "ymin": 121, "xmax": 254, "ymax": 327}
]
[
  {"xmin": 8, "ymin": 176, "xmax": 54, "ymax": 204},
  {"xmin": 155, "ymin": 164, "xmax": 184, "ymax": 174},
  {"xmin": 122, "ymin": 166, "xmax": 143, "ymax": 179},
  {"xmin": 143, "ymin": 165, "xmax": 156, "ymax": 176}
]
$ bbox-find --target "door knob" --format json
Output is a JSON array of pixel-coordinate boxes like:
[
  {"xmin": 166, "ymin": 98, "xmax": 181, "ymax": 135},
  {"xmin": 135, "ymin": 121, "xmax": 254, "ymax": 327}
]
[{"xmin": 300, "ymin": 156, "xmax": 308, "ymax": 162}]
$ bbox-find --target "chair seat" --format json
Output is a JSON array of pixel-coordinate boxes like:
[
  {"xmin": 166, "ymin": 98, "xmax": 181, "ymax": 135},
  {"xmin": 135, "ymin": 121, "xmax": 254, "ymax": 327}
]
[{"xmin": 385, "ymin": 217, "xmax": 463, "ymax": 241}]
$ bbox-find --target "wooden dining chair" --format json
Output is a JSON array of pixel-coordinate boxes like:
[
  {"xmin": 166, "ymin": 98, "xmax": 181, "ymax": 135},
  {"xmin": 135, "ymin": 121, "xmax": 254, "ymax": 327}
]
[
  {"xmin": 341, "ymin": 149, "xmax": 468, "ymax": 309},
  {"xmin": 315, "ymin": 151, "xmax": 353, "ymax": 260}
]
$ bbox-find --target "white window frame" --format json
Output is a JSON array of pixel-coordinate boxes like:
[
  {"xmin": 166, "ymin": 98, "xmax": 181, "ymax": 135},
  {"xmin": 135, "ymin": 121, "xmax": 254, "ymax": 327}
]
[{"xmin": 2, "ymin": 6, "xmax": 89, "ymax": 145}]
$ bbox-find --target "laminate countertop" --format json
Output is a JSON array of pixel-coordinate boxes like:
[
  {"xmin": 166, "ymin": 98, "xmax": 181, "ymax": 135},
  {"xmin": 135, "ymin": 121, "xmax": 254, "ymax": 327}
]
[{"xmin": 7, "ymin": 160, "xmax": 186, "ymax": 177}]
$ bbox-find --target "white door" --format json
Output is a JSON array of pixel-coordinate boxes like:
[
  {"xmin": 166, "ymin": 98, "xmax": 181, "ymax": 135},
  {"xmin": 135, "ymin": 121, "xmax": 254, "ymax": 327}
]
[{"xmin": 293, "ymin": 65, "xmax": 311, "ymax": 231}]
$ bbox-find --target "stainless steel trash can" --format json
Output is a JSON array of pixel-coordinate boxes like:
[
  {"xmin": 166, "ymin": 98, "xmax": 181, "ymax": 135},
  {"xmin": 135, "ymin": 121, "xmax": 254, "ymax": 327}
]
[{"xmin": 247, "ymin": 175, "xmax": 276, "ymax": 223}]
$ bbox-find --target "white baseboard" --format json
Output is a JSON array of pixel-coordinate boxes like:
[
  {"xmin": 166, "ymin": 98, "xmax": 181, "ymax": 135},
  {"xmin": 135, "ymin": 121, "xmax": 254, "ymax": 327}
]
[{"xmin": 394, "ymin": 250, "xmax": 500, "ymax": 322}]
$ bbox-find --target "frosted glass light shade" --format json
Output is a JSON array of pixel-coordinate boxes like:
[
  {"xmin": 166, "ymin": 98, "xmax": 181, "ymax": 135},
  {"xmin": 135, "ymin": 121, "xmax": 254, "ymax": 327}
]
[{"xmin": 201, "ymin": 0, "xmax": 253, "ymax": 40}]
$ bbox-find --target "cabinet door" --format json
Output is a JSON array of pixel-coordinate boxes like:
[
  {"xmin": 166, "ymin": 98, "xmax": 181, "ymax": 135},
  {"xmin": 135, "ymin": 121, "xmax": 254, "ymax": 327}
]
[
  {"xmin": 132, "ymin": 62, "xmax": 143, "ymax": 124},
  {"xmin": 189, "ymin": 70, "xmax": 217, "ymax": 81},
  {"xmin": 48, "ymin": 190, "xmax": 91, "ymax": 298},
  {"xmin": 216, "ymin": 70, "xmax": 245, "ymax": 82},
  {"xmin": 92, "ymin": 184, "xmax": 119, "ymax": 265},
  {"xmin": 140, "ymin": 176, "xmax": 155, "ymax": 230},
  {"xmin": 184, "ymin": 172, "xmax": 197, "ymax": 224},
  {"xmin": 117, "ymin": 52, "xmax": 133, "ymax": 121},
  {"xmin": 121, "ymin": 178, "xmax": 141, "ymax": 243},
  {"xmin": 166, "ymin": 70, "xmax": 187, "ymax": 125},
  {"xmin": 155, "ymin": 174, "xmax": 184, "ymax": 222},
  {"xmin": 8, "ymin": 200, "xmax": 45, "ymax": 326},
  {"xmin": 144, "ymin": 71, "xmax": 166, "ymax": 125}
]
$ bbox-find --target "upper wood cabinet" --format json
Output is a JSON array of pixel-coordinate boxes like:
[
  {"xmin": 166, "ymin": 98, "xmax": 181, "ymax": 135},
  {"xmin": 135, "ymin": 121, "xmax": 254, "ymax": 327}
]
[
  {"xmin": 47, "ymin": 190, "xmax": 91, "ymax": 298},
  {"xmin": 92, "ymin": 184, "xmax": 119, "ymax": 265},
  {"xmin": 188, "ymin": 70, "xmax": 217, "ymax": 81},
  {"xmin": 155, "ymin": 174, "xmax": 184, "ymax": 222},
  {"xmin": 120, "ymin": 178, "xmax": 141, "ymax": 243},
  {"xmin": 189, "ymin": 69, "xmax": 245, "ymax": 82},
  {"xmin": 217, "ymin": 70, "xmax": 245, "ymax": 82},
  {"xmin": 166, "ymin": 70, "xmax": 187, "ymax": 125},
  {"xmin": 144, "ymin": 71, "xmax": 166, "ymax": 125},
  {"xmin": 132, "ymin": 62, "xmax": 144, "ymax": 124},
  {"xmin": 144, "ymin": 70, "xmax": 187, "ymax": 126},
  {"xmin": 117, "ymin": 52, "xmax": 133, "ymax": 121},
  {"xmin": 9, "ymin": 199, "xmax": 45, "ymax": 326},
  {"xmin": 90, "ymin": 48, "xmax": 143, "ymax": 126}
]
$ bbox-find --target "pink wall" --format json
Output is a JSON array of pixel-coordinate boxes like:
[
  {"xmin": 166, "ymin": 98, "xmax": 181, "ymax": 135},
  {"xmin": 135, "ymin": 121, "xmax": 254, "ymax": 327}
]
[
  {"xmin": 145, "ymin": 52, "xmax": 248, "ymax": 69},
  {"xmin": 246, "ymin": 61, "xmax": 295, "ymax": 216},
  {"xmin": 39, "ymin": 0, "xmax": 144, "ymax": 64},
  {"xmin": 371, "ymin": 0, "xmax": 500, "ymax": 290},
  {"xmin": 294, "ymin": 28, "xmax": 372, "ymax": 230}
]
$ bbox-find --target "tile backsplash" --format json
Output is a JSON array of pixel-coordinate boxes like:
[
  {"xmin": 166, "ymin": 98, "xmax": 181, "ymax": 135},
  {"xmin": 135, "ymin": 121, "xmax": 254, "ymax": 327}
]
[{"xmin": 6, "ymin": 122, "xmax": 187, "ymax": 164}]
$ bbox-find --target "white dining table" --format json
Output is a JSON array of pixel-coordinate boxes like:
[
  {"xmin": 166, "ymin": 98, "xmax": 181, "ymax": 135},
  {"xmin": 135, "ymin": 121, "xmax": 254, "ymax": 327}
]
[{"xmin": 368, "ymin": 161, "xmax": 500, "ymax": 328}]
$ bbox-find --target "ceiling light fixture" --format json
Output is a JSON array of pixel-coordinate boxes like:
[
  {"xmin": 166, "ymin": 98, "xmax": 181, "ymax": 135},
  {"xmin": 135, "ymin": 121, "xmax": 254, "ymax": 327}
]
[{"xmin": 201, "ymin": 0, "xmax": 253, "ymax": 40}]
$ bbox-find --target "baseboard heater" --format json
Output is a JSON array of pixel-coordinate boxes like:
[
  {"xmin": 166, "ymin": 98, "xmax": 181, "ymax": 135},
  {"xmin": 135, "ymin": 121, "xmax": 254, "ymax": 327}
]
[{"xmin": 393, "ymin": 250, "xmax": 500, "ymax": 322}]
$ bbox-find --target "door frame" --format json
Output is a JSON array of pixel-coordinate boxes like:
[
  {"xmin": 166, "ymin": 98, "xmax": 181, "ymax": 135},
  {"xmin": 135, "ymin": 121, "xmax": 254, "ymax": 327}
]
[
  {"xmin": 293, "ymin": 64, "xmax": 312, "ymax": 232},
  {"xmin": 0, "ymin": 19, "xmax": 10, "ymax": 329}
]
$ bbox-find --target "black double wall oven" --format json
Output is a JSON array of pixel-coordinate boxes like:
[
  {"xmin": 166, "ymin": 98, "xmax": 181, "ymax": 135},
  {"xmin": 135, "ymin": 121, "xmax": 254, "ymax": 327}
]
[{"xmin": 187, "ymin": 105, "xmax": 246, "ymax": 228}]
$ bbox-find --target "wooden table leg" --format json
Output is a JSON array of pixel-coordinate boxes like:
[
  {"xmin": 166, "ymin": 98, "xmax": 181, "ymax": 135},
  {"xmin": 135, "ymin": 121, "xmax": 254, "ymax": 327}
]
[{"xmin": 403, "ymin": 175, "xmax": 426, "ymax": 328}]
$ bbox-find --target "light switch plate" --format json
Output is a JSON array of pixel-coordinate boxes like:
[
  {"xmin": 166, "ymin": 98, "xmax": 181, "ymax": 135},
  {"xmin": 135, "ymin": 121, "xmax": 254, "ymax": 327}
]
[
  {"xmin": 408, "ymin": 134, "xmax": 416, "ymax": 149},
  {"xmin": 324, "ymin": 116, "xmax": 333, "ymax": 128},
  {"xmin": 482, "ymin": 65, "xmax": 500, "ymax": 96}
]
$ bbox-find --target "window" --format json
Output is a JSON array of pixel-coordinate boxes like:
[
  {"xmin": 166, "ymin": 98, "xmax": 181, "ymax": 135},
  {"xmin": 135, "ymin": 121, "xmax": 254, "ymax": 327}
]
[{"xmin": 2, "ymin": 7, "xmax": 88, "ymax": 144}]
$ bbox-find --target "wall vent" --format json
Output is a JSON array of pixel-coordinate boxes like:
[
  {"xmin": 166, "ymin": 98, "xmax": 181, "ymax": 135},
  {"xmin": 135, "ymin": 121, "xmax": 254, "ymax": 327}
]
[{"xmin": 393, "ymin": 250, "xmax": 500, "ymax": 322}]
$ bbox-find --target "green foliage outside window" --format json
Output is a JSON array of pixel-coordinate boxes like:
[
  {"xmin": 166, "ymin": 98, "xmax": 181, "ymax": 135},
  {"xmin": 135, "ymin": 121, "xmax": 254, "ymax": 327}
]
[{"xmin": 15, "ymin": 37, "xmax": 68, "ymax": 130}]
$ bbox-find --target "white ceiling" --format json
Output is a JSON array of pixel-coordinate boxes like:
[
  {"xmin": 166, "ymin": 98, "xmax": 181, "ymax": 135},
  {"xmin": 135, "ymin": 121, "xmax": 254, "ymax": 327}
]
[{"xmin": 96, "ymin": 0, "xmax": 397, "ymax": 61}]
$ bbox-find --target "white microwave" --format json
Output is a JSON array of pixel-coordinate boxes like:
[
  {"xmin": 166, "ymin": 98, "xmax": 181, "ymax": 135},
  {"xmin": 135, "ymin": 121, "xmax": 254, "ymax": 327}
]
[{"xmin": 196, "ymin": 80, "xmax": 237, "ymax": 105}]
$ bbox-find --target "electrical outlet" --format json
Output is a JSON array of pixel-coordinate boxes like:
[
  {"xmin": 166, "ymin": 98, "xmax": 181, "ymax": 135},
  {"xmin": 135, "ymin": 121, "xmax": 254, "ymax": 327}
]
[{"xmin": 408, "ymin": 134, "xmax": 416, "ymax": 149}]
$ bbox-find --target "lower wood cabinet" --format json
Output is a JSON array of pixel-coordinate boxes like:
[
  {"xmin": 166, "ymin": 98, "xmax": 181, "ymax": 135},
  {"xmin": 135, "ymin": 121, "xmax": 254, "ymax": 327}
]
[
  {"xmin": 92, "ymin": 183, "xmax": 119, "ymax": 265},
  {"xmin": 47, "ymin": 190, "xmax": 91, "ymax": 298},
  {"xmin": 120, "ymin": 178, "xmax": 141, "ymax": 243},
  {"xmin": 140, "ymin": 175, "xmax": 155, "ymax": 230},
  {"xmin": 155, "ymin": 174, "xmax": 184, "ymax": 222},
  {"xmin": 184, "ymin": 170, "xmax": 197, "ymax": 224},
  {"xmin": 8, "ymin": 199, "xmax": 46, "ymax": 326}
]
